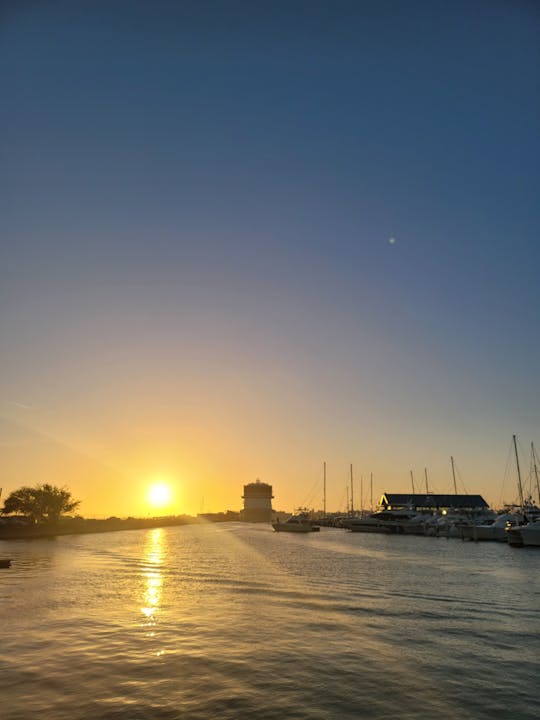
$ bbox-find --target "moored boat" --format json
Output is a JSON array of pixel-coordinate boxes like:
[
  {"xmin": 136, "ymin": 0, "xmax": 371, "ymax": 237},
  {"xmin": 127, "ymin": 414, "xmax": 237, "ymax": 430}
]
[
  {"xmin": 514, "ymin": 519, "xmax": 540, "ymax": 546},
  {"xmin": 460, "ymin": 512, "xmax": 522, "ymax": 542},
  {"xmin": 0, "ymin": 558, "xmax": 12, "ymax": 568},
  {"xmin": 273, "ymin": 511, "xmax": 320, "ymax": 533},
  {"xmin": 505, "ymin": 435, "xmax": 540, "ymax": 546},
  {"xmin": 507, "ymin": 516, "xmax": 540, "ymax": 547},
  {"xmin": 346, "ymin": 509, "xmax": 426, "ymax": 534}
]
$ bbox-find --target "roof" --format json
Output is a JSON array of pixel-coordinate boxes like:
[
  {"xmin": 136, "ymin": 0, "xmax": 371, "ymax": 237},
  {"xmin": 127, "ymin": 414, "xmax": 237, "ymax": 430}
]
[{"xmin": 380, "ymin": 493, "xmax": 489, "ymax": 509}]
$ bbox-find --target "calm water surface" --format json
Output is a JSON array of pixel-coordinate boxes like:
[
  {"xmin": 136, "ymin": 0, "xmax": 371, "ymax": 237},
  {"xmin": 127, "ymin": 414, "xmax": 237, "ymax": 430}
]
[{"xmin": 1, "ymin": 523, "xmax": 539, "ymax": 719}]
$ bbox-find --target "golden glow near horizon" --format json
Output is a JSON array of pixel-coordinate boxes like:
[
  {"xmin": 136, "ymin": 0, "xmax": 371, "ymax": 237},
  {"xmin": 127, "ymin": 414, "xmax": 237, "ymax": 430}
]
[{"xmin": 147, "ymin": 482, "xmax": 173, "ymax": 510}]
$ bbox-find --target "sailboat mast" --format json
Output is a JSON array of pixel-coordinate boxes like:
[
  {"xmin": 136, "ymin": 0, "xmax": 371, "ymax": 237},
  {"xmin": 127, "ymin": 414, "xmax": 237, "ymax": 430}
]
[
  {"xmin": 323, "ymin": 461, "xmax": 327, "ymax": 517},
  {"xmin": 350, "ymin": 464, "xmax": 354, "ymax": 515},
  {"xmin": 370, "ymin": 473, "xmax": 373, "ymax": 511},
  {"xmin": 424, "ymin": 467, "xmax": 429, "ymax": 494},
  {"xmin": 513, "ymin": 434, "xmax": 524, "ymax": 508},
  {"xmin": 410, "ymin": 470, "xmax": 415, "ymax": 494},
  {"xmin": 451, "ymin": 456, "xmax": 457, "ymax": 494},
  {"xmin": 360, "ymin": 475, "xmax": 364, "ymax": 514},
  {"xmin": 532, "ymin": 443, "xmax": 540, "ymax": 507}
]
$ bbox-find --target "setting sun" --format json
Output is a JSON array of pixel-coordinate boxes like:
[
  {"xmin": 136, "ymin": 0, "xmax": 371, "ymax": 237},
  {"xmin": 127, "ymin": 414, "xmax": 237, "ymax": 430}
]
[{"xmin": 147, "ymin": 483, "xmax": 172, "ymax": 509}]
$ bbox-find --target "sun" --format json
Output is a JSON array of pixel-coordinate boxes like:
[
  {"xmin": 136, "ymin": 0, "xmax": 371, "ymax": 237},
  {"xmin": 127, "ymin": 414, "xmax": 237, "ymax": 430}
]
[{"xmin": 147, "ymin": 482, "xmax": 172, "ymax": 509}]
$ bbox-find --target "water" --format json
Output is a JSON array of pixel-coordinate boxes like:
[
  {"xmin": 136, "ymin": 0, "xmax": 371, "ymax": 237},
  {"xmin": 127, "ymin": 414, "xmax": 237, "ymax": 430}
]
[{"xmin": 1, "ymin": 523, "xmax": 539, "ymax": 719}]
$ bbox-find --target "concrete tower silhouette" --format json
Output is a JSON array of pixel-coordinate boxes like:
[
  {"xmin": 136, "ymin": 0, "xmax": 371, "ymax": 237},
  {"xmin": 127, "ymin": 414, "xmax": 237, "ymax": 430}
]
[{"xmin": 241, "ymin": 479, "xmax": 273, "ymax": 522}]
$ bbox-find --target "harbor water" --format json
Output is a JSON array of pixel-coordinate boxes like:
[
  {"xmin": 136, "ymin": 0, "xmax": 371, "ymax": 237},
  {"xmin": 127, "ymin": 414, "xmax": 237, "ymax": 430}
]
[{"xmin": 1, "ymin": 523, "xmax": 539, "ymax": 719}]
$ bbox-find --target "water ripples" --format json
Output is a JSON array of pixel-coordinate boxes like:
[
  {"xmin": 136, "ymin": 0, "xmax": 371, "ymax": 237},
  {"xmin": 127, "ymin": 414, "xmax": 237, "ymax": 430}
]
[{"xmin": 1, "ymin": 523, "xmax": 540, "ymax": 719}]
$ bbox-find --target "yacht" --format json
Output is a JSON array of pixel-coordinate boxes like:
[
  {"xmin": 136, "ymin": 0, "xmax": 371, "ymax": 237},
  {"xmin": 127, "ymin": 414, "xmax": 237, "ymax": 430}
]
[
  {"xmin": 507, "ymin": 515, "xmax": 540, "ymax": 547},
  {"xmin": 272, "ymin": 511, "xmax": 320, "ymax": 533},
  {"xmin": 460, "ymin": 512, "xmax": 522, "ymax": 542},
  {"xmin": 515, "ymin": 519, "xmax": 540, "ymax": 546},
  {"xmin": 346, "ymin": 509, "xmax": 426, "ymax": 534}
]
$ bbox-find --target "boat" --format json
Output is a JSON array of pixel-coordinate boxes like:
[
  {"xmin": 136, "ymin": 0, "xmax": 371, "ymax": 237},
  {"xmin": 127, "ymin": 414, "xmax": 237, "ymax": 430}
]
[
  {"xmin": 506, "ymin": 436, "xmax": 540, "ymax": 546},
  {"xmin": 506, "ymin": 503, "xmax": 540, "ymax": 546},
  {"xmin": 460, "ymin": 512, "xmax": 522, "ymax": 542},
  {"xmin": 346, "ymin": 508, "xmax": 426, "ymax": 534},
  {"xmin": 0, "ymin": 558, "xmax": 12, "ymax": 568},
  {"xmin": 272, "ymin": 511, "xmax": 320, "ymax": 533},
  {"xmin": 347, "ymin": 513, "xmax": 396, "ymax": 533},
  {"xmin": 512, "ymin": 518, "xmax": 540, "ymax": 547}
]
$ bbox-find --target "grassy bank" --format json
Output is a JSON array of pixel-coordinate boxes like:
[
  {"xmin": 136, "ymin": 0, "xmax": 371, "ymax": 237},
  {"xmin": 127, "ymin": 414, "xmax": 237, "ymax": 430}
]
[{"xmin": 0, "ymin": 515, "xmax": 200, "ymax": 540}]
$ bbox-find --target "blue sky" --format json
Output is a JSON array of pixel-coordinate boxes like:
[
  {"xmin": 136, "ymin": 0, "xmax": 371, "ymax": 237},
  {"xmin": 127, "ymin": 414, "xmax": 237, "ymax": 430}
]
[{"xmin": 1, "ymin": 0, "xmax": 539, "ymax": 514}]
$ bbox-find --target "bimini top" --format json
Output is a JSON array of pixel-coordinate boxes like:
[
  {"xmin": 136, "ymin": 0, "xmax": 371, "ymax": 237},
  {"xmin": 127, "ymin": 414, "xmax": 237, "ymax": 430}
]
[{"xmin": 379, "ymin": 493, "xmax": 488, "ymax": 510}]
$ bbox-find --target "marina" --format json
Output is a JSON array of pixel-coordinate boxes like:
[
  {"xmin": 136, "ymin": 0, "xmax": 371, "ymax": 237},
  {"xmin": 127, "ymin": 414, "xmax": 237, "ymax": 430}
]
[{"xmin": 314, "ymin": 437, "xmax": 540, "ymax": 547}]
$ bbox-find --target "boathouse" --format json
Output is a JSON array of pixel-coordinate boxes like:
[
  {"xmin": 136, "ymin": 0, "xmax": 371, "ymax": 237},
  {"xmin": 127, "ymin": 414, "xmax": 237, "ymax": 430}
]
[{"xmin": 379, "ymin": 493, "xmax": 488, "ymax": 513}]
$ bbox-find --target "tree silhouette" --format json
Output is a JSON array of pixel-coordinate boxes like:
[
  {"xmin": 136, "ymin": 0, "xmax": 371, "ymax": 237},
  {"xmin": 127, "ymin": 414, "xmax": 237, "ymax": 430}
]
[{"xmin": 1, "ymin": 484, "xmax": 80, "ymax": 523}]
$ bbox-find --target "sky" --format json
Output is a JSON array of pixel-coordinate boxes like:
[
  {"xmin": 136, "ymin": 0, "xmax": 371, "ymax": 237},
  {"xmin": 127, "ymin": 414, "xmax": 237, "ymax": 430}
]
[{"xmin": 1, "ymin": 0, "xmax": 540, "ymax": 517}]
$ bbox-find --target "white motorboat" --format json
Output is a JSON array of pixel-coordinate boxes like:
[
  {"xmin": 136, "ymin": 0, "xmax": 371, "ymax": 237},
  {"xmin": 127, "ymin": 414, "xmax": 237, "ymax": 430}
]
[
  {"xmin": 273, "ymin": 511, "xmax": 320, "ymax": 533},
  {"xmin": 347, "ymin": 509, "xmax": 426, "ymax": 534},
  {"xmin": 516, "ymin": 519, "xmax": 540, "ymax": 546},
  {"xmin": 461, "ymin": 512, "xmax": 523, "ymax": 542},
  {"xmin": 505, "ymin": 436, "xmax": 540, "ymax": 546},
  {"xmin": 507, "ymin": 517, "xmax": 540, "ymax": 547}
]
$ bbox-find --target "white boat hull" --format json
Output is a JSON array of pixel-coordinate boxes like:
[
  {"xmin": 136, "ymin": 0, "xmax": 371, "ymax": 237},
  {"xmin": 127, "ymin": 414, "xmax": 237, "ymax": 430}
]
[
  {"xmin": 349, "ymin": 522, "xmax": 392, "ymax": 533},
  {"xmin": 272, "ymin": 523, "xmax": 318, "ymax": 533},
  {"xmin": 460, "ymin": 525, "xmax": 508, "ymax": 541},
  {"xmin": 514, "ymin": 522, "xmax": 540, "ymax": 547}
]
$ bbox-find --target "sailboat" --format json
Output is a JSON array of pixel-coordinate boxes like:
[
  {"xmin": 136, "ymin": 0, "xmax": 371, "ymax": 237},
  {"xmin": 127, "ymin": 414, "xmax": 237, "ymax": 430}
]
[
  {"xmin": 461, "ymin": 438, "xmax": 529, "ymax": 542},
  {"xmin": 507, "ymin": 439, "xmax": 540, "ymax": 547}
]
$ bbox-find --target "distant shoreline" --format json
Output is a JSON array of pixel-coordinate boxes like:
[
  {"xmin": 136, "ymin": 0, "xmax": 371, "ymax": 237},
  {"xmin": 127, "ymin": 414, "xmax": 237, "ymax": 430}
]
[{"xmin": 0, "ymin": 515, "xmax": 202, "ymax": 540}]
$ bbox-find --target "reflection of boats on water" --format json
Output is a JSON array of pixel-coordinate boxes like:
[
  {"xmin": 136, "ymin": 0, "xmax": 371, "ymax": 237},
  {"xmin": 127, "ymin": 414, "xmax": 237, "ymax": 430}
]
[{"xmin": 273, "ymin": 511, "xmax": 320, "ymax": 533}]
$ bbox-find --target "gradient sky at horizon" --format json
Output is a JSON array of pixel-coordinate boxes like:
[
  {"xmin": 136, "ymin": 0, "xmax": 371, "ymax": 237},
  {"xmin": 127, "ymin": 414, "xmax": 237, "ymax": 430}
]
[{"xmin": 2, "ymin": 0, "xmax": 539, "ymax": 516}]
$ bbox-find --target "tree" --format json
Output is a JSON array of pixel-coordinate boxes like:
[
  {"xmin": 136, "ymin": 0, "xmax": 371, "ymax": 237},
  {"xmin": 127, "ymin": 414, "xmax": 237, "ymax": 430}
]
[{"xmin": 1, "ymin": 484, "xmax": 80, "ymax": 523}]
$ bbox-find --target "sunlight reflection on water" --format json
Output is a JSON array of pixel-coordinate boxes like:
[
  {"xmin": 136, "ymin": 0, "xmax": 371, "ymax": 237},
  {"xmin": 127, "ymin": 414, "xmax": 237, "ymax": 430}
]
[{"xmin": 141, "ymin": 527, "xmax": 165, "ymax": 625}]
